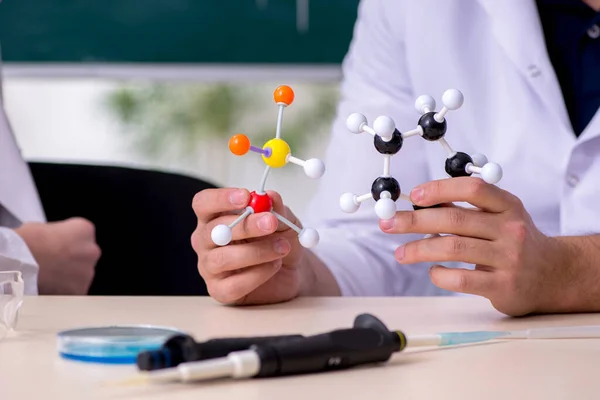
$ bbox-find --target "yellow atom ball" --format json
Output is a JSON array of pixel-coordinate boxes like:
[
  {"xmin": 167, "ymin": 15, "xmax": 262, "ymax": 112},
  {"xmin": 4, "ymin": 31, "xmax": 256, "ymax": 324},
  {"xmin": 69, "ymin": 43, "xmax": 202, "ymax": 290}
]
[{"xmin": 262, "ymin": 138, "xmax": 290, "ymax": 168}]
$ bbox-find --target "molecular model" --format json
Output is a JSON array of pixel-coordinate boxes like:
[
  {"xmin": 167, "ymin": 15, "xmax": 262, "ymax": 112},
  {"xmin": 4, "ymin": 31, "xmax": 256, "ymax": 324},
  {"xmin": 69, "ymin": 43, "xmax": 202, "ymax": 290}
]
[
  {"xmin": 340, "ymin": 89, "xmax": 503, "ymax": 220},
  {"xmin": 211, "ymin": 85, "xmax": 326, "ymax": 248}
]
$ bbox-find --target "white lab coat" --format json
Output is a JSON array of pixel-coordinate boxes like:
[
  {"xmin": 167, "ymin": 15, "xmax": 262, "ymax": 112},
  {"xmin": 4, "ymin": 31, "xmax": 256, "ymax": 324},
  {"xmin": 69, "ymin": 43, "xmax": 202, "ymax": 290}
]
[
  {"xmin": 0, "ymin": 49, "xmax": 46, "ymax": 295},
  {"xmin": 305, "ymin": 0, "xmax": 600, "ymax": 296}
]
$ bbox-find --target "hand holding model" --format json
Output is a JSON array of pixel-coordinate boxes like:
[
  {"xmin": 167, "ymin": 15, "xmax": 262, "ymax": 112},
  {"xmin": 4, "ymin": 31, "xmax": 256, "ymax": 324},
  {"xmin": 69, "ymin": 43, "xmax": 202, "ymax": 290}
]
[
  {"xmin": 380, "ymin": 177, "xmax": 579, "ymax": 317},
  {"xmin": 192, "ymin": 86, "xmax": 333, "ymax": 305},
  {"xmin": 191, "ymin": 188, "xmax": 309, "ymax": 304}
]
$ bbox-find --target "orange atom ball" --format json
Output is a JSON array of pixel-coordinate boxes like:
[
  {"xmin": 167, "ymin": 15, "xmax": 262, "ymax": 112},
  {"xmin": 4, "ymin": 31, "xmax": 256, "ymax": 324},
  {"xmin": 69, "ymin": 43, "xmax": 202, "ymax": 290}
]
[
  {"xmin": 273, "ymin": 85, "xmax": 295, "ymax": 106},
  {"xmin": 229, "ymin": 134, "xmax": 251, "ymax": 156}
]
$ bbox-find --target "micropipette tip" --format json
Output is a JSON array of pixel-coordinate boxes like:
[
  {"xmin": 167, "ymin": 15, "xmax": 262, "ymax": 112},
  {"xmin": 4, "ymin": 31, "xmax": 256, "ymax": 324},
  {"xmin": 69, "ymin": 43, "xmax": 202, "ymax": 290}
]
[{"xmin": 437, "ymin": 330, "xmax": 510, "ymax": 346}]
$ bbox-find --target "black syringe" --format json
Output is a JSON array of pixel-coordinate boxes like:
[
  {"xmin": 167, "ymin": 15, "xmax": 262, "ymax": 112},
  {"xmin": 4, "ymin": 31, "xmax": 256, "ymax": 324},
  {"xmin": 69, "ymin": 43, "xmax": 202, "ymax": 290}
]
[{"xmin": 122, "ymin": 314, "xmax": 408, "ymax": 384}]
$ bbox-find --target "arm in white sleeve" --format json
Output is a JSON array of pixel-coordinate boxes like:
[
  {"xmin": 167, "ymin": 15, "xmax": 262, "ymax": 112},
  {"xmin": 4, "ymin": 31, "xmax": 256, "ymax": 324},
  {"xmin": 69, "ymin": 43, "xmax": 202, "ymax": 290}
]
[
  {"xmin": 0, "ymin": 227, "xmax": 38, "ymax": 295},
  {"xmin": 303, "ymin": 0, "xmax": 450, "ymax": 297}
]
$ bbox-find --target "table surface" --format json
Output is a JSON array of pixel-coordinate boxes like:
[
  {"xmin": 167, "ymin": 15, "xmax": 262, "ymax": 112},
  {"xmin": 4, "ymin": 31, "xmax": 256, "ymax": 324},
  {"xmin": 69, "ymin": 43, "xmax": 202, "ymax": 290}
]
[{"xmin": 2, "ymin": 296, "xmax": 600, "ymax": 399}]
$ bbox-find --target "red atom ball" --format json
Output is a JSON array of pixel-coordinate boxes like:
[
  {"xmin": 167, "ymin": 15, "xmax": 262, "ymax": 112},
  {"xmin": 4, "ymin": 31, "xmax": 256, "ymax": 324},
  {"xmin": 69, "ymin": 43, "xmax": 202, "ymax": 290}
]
[{"xmin": 248, "ymin": 191, "xmax": 273, "ymax": 213}]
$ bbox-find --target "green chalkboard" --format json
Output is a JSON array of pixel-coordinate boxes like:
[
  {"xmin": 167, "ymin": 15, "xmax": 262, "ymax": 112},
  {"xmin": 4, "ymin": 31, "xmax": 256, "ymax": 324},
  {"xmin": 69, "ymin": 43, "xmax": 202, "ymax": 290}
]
[{"xmin": 0, "ymin": 0, "xmax": 360, "ymax": 64}]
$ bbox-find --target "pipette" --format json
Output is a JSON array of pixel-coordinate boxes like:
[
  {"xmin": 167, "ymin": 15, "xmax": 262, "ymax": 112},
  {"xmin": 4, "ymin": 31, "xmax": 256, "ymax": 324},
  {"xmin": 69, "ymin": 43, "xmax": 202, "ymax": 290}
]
[
  {"xmin": 409, "ymin": 324, "xmax": 600, "ymax": 347},
  {"xmin": 136, "ymin": 333, "xmax": 304, "ymax": 371},
  {"xmin": 113, "ymin": 315, "xmax": 600, "ymax": 385},
  {"xmin": 113, "ymin": 313, "xmax": 405, "ymax": 385}
]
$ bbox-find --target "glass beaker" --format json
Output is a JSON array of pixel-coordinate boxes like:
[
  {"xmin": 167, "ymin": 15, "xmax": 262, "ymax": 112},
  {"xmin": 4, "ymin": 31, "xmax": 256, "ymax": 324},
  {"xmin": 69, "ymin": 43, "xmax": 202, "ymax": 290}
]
[{"xmin": 0, "ymin": 271, "xmax": 24, "ymax": 340}]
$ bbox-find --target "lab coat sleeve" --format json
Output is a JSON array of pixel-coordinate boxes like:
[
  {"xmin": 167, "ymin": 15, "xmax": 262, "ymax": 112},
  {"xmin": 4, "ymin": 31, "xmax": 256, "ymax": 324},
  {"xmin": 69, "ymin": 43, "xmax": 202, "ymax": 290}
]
[
  {"xmin": 303, "ymin": 0, "xmax": 449, "ymax": 297},
  {"xmin": 0, "ymin": 227, "xmax": 38, "ymax": 295}
]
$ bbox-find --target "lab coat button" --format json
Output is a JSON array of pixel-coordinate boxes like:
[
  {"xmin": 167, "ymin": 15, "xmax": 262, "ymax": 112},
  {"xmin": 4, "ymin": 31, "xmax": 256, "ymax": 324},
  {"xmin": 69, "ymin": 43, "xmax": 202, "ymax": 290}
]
[
  {"xmin": 527, "ymin": 65, "xmax": 541, "ymax": 77},
  {"xmin": 566, "ymin": 174, "xmax": 579, "ymax": 188},
  {"xmin": 588, "ymin": 24, "xmax": 600, "ymax": 39}
]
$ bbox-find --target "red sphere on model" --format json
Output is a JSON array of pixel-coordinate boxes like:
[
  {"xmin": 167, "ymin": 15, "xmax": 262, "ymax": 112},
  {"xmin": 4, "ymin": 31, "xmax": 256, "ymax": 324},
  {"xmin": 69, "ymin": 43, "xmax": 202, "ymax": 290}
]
[{"xmin": 248, "ymin": 191, "xmax": 273, "ymax": 213}]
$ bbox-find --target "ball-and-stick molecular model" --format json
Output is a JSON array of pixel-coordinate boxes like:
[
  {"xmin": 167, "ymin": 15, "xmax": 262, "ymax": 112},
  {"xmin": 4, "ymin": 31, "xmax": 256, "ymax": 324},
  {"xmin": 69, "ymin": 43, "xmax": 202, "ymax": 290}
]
[
  {"xmin": 211, "ymin": 85, "xmax": 326, "ymax": 248},
  {"xmin": 340, "ymin": 89, "xmax": 503, "ymax": 220}
]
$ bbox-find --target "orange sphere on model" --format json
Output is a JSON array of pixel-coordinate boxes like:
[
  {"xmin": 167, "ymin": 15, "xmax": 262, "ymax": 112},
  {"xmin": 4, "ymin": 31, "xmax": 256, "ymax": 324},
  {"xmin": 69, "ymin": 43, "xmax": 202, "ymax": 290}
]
[
  {"xmin": 229, "ymin": 134, "xmax": 251, "ymax": 155},
  {"xmin": 273, "ymin": 85, "xmax": 295, "ymax": 106}
]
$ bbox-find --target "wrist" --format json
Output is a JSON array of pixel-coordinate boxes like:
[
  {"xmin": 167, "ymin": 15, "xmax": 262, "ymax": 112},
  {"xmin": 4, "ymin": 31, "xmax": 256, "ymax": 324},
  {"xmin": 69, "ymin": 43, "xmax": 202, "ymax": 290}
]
[
  {"xmin": 13, "ymin": 223, "xmax": 43, "ymax": 258},
  {"xmin": 539, "ymin": 236, "xmax": 599, "ymax": 313},
  {"xmin": 297, "ymin": 251, "xmax": 318, "ymax": 296},
  {"xmin": 298, "ymin": 250, "xmax": 341, "ymax": 297}
]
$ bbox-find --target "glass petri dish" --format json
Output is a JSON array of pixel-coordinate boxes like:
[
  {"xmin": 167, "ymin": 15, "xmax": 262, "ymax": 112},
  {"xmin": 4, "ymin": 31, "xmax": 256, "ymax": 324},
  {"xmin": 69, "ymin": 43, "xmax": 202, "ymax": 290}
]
[
  {"xmin": 0, "ymin": 271, "xmax": 25, "ymax": 340},
  {"xmin": 57, "ymin": 325, "xmax": 185, "ymax": 364}
]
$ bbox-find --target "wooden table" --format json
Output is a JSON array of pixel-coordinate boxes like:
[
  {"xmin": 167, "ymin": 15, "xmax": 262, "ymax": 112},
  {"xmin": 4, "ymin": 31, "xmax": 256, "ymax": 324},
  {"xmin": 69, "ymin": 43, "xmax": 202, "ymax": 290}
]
[{"xmin": 1, "ymin": 296, "xmax": 600, "ymax": 399}]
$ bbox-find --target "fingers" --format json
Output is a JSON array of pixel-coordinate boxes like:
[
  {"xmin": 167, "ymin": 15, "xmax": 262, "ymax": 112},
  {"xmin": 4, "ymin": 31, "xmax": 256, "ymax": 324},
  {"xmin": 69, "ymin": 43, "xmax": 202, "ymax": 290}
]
[
  {"xmin": 193, "ymin": 188, "xmax": 250, "ymax": 222},
  {"xmin": 268, "ymin": 190, "xmax": 285, "ymax": 214},
  {"xmin": 207, "ymin": 260, "xmax": 283, "ymax": 304},
  {"xmin": 60, "ymin": 217, "xmax": 97, "ymax": 239},
  {"xmin": 267, "ymin": 190, "xmax": 301, "ymax": 233},
  {"xmin": 380, "ymin": 206, "xmax": 500, "ymax": 240},
  {"xmin": 198, "ymin": 211, "xmax": 280, "ymax": 250},
  {"xmin": 77, "ymin": 241, "xmax": 102, "ymax": 264},
  {"xmin": 202, "ymin": 236, "xmax": 291, "ymax": 275},
  {"xmin": 429, "ymin": 264, "xmax": 497, "ymax": 296},
  {"xmin": 410, "ymin": 177, "xmax": 520, "ymax": 213},
  {"xmin": 395, "ymin": 235, "xmax": 500, "ymax": 266}
]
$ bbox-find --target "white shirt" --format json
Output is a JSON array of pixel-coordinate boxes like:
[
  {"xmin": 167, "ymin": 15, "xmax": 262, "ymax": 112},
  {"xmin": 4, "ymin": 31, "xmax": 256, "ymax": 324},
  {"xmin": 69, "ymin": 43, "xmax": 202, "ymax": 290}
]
[
  {"xmin": 305, "ymin": 0, "xmax": 600, "ymax": 297},
  {"xmin": 0, "ymin": 49, "xmax": 46, "ymax": 295}
]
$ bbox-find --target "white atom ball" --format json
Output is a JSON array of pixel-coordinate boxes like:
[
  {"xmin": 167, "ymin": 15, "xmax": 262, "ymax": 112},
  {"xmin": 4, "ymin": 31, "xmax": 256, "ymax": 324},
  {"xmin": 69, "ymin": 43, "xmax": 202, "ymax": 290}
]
[
  {"xmin": 442, "ymin": 89, "xmax": 464, "ymax": 110},
  {"xmin": 304, "ymin": 158, "xmax": 326, "ymax": 179},
  {"xmin": 339, "ymin": 193, "xmax": 360, "ymax": 213},
  {"xmin": 471, "ymin": 153, "xmax": 488, "ymax": 167},
  {"xmin": 298, "ymin": 228, "xmax": 319, "ymax": 248},
  {"xmin": 415, "ymin": 95, "xmax": 436, "ymax": 114},
  {"xmin": 375, "ymin": 198, "xmax": 397, "ymax": 220},
  {"xmin": 480, "ymin": 163, "xmax": 503, "ymax": 184},
  {"xmin": 346, "ymin": 113, "xmax": 367, "ymax": 134},
  {"xmin": 211, "ymin": 224, "xmax": 232, "ymax": 246},
  {"xmin": 373, "ymin": 116, "xmax": 396, "ymax": 139}
]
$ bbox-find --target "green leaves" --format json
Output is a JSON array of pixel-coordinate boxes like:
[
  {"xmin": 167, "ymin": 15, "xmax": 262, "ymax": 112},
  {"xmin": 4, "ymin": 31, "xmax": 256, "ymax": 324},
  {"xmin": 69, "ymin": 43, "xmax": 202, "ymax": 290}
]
[{"xmin": 103, "ymin": 82, "xmax": 339, "ymax": 161}]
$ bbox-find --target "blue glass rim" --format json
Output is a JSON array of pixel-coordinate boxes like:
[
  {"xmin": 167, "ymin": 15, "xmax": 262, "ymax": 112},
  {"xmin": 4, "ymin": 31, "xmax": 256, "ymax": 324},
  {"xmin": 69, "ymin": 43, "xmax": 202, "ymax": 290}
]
[{"xmin": 57, "ymin": 325, "xmax": 186, "ymax": 365}]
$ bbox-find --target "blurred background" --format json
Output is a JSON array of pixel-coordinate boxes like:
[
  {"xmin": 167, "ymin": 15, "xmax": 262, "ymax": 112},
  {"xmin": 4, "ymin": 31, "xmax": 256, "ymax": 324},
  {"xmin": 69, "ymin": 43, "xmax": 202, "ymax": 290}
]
[{"xmin": 0, "ymin": 0, "xmax": 360, "ymax": 215}]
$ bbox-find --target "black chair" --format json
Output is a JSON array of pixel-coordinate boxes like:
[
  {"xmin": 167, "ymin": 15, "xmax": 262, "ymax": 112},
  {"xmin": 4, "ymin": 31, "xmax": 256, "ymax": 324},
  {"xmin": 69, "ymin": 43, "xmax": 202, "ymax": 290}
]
[{"xmin": 28, "ymin": 162, "xmax": 213, "ymax": 296}]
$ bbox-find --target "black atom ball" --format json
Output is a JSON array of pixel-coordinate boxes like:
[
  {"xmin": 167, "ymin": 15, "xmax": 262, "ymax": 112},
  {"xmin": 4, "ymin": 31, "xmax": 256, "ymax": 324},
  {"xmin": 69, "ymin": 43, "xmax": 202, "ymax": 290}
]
[
  {"xmin": 445, "ymin": 152, "xmax": 474, "ymax": 178},
  {"xmin": 374, "ymin": 129, "xmax": 404, "ymax": 155},
  {"xmin": 371, "ymin": 177, "xmax": 401, "ymax": 201},
  {"xmin": 412, "ymin": 203, "xmax": 443, "ymax": 210},
  {"xmin": 418, "ymin": 111, "xmax": 447, "ymax": 141}
]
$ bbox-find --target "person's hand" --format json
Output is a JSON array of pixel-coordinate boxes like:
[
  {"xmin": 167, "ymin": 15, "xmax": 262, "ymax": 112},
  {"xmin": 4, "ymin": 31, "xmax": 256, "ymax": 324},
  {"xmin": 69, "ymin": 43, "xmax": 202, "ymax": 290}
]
[
  {"xmin": 14, "ymin": 218, "xmax": 101, "ymax": 295},
  {"xmin": 379, "ymin": 177, "xmax": 572, "ymax": 316},
  {"xmin": 191, "ymin": 188, "xmax": 307, "ymax": 305}
]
